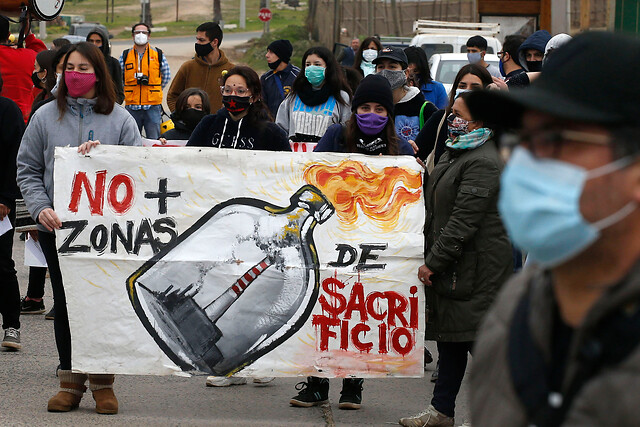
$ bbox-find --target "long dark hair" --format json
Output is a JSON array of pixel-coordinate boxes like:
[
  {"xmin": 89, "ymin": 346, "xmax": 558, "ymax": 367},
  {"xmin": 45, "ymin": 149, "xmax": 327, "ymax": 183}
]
[
  {"xmin": 290, "ymin": 46, "xmax": 351, "ymax": 106},
  {"xmin": 174, "ymin": 87, "xmax": 211, "ymax": 114},
  {"xmin": 56, "ymin": 42, "xmax": 116, "ymax": 117},
  {"xmin": 221, "ymin": 65, "xmax": 272, "ymax": 123},
  {"xmin": 353, "ymin": 36, "xmax": 382, "ymax": 71},
  {"xmin": 446, "ymin": 64, "xmax": 493, "ymax": 113},
  {"xmin": 404, "ymin": 46, "xmax": 432, "ymax": 86},
  {"xmin": 33, "ymin": 49, "xmax": 57, "ymax": 104},
  {"xmin": 344, "ymin": 115, "xmax": 398, "ymax": 155}
]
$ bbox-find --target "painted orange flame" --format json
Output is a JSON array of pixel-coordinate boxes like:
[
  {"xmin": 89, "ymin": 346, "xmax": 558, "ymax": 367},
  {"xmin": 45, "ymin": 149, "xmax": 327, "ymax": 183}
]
[{"xmin": 304, "ymin": 160, "xmax": 422, "ymax": 230}]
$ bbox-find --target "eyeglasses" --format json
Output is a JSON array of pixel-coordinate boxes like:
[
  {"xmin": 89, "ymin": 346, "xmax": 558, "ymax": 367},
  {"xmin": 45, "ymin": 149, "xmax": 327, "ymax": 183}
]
[
  {"xmin": 220, "ymin": 86, "xmax": 250, "ymax": 96},
  {"xmin": 133, "ymin": 30, "xmax": 149, "ymax": 35},
  {"xmin": 497, "ymin": 51, "xmax": 504, "ymax": 58},
  {"xmin": 501, "ymin": 128, "xmax": 611, "ymax": 158}
]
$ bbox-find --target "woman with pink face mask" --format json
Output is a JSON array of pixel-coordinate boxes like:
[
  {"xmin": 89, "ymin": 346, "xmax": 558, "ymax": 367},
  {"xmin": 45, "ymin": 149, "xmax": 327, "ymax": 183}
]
[{"xmin": 17, "ymin": 42, "xmax": 140, "ymax": 416}]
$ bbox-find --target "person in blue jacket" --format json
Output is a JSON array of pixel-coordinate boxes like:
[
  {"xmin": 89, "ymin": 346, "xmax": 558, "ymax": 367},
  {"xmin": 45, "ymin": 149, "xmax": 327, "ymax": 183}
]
[
  {"xmin": 260, "ymin": 39, "xmax": 300, "ymax": 118},
  {"xmin": 404, "ymin": 46, "xmax": 448, "ymax": 109}
]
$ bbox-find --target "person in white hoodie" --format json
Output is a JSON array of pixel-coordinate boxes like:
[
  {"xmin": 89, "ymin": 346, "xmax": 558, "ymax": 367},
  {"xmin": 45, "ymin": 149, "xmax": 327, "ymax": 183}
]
[{"xmin": 17, "ymin": 42, "xmax": 140, "ymax": 415}]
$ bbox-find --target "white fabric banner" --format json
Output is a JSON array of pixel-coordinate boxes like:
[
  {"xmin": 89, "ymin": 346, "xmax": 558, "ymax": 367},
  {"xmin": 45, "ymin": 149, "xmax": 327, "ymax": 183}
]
[{"xmin": 54, "ymin": 146, "xmax": 425, "ymax": 378}]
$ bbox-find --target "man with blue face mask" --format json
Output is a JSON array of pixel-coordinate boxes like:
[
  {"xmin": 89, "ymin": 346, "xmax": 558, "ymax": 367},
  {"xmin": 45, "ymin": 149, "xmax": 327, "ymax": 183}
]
[
  {"xmin": 466, "ymin": 36, "xmax": 501, "ymax": 79},
  {"xmin": 466, "ymin": 31, "xmax": 640, "ymax": 427}
]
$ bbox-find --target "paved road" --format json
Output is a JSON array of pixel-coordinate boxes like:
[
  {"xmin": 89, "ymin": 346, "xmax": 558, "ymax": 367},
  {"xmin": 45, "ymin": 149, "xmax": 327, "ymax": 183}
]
[{"xmin": 0, "ymin": 232, "xmax": 472, "ymax": 426}]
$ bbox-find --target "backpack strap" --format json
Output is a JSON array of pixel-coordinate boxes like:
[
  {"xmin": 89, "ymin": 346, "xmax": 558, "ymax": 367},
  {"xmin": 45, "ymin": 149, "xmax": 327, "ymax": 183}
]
[
  {"xmin": 122, "ymin": 48, "xmax": 130, "ymax": 63},
  {"xmin": 419, "ymin": 101, "xmax": 433, "ymax": 130},
  {"xmin": 155, "ymin": 47, "xmax": 163, "ymax": 78}
]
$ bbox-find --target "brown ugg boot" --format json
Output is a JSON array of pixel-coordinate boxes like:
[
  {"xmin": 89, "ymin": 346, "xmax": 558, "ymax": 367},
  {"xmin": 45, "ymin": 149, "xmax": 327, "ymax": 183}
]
[
  {"xmin": 47, "ymin": 370, "xmax": 88, "ymax": 412},
  {"xmin": 89, "ymin": 374, "xmax": 118, "ymax": 414}
]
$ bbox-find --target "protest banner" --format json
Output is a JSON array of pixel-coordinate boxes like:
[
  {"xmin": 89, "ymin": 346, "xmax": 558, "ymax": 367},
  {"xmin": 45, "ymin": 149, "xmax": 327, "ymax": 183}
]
[{"xmin": 54, "ymin": 146, "xmax": 425, "ymax": 378}]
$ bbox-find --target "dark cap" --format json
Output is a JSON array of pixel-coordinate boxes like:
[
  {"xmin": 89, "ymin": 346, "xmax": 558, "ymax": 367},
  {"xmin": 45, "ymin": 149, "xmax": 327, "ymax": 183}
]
[
  {"xmin": 467, "ymin": 31, "xmax": 640, "ymax": 129},
  {"xmin": 267, "ymin": 39, "xmax": 293, "ymax": 64},
  {"xmin": 372, "ymin": 46, "xmax": 408, "ymax": 69},
  {"xmin": 352, "ymin": 74, "xmax": 395, "ymax": 117}
]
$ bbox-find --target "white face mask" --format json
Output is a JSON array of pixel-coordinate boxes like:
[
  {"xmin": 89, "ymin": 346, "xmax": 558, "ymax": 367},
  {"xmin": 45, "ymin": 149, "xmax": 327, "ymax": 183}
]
[
  {"xmin": 134, "ymin": 33, "xmax": 148, "ymax": 46},
  {"xmin": 51, "ymin": 73, "xmax": 62, "ymax": 96},
  {"xmin": 362, "ymin": 49, "xmax": 378, "ymax": 63}
]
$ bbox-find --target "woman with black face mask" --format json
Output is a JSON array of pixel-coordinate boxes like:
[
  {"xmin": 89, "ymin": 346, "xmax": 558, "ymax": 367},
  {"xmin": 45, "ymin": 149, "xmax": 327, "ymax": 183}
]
[
  {"xmin": 187, "ymin": 66, "xmax": 290, "ymax": 152},
  {"xmin": 159, "ymin": 88, "xmax": 210, "ymax": 142}
]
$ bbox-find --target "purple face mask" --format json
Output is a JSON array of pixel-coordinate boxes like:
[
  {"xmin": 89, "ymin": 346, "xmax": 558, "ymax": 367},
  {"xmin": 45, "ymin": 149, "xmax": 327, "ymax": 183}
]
[{"xmin": 355, "ymin": 113, "xmax": 389, "ymax": 136}]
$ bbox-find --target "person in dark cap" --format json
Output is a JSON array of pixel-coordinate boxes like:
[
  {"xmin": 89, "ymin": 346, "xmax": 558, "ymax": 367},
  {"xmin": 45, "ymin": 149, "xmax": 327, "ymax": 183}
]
[
  {"xmin": 465, "ymin": 31, "xmax": 640, "ymax": 426},
  {"xmin": 466, "ymin": 35, "xmax": 501, "ymax": 78},
  {"xmin": 260, "ymin": 39, "xmax": 300, "ymax": 118},
  {"xmin": 374, "ymin": 46, "xmax": 433, "ymax": 149},
  {"xmin": 87, "ymin": 27, "xmax": 124, "ymax": 103}
]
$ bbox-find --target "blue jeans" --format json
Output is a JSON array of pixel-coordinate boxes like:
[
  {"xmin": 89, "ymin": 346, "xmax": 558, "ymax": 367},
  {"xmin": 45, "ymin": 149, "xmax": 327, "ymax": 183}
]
[
  {"xmin": 431, "ymin": 341, "xmax": 474, "ymax": 417},
  {"xmin": 126, "ymin": 104, "xmax": 162, "ymax": 139}
]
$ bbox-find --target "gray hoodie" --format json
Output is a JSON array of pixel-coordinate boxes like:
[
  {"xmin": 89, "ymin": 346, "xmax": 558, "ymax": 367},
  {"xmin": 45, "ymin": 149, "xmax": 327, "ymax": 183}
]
[{"xmin": 17, "ymin": 96, "xmax": 141, "ymax": 232}]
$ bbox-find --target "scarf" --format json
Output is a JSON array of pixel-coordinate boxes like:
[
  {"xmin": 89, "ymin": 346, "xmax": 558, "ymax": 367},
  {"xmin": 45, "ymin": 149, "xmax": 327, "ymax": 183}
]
[
  {"xmin": 445, "ymin": 128, "xmax": 493, "ymax": 150},
  {"xmin": 297, "ymin": 83, "xmax": 333, "ymax": 107}
]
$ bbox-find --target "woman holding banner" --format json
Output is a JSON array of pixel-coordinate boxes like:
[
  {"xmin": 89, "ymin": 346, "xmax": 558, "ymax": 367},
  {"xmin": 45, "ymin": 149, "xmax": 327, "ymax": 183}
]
[
  {"xmin": 17, "ymin": 42, "xmax": 141, "ymax": 415},
  {"xmin": 399, "ymin": 91, "xmax": 512, "ymax": 427}
]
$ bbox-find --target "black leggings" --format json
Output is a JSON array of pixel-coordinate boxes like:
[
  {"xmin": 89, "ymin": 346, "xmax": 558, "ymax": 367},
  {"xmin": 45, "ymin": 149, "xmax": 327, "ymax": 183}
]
[
  {"xmin": 0, "ymin": 204, "xmax": 20, "ymax": 330},
  {"xmin": 39, "ymin": 231, "xmax": 72, "ymax": 369}
]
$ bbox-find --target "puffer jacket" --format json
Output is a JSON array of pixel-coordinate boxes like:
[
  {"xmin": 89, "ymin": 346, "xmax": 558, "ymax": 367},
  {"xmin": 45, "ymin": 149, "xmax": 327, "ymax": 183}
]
[
  {"xmin": 471, "ymin": 262, "xmax": 640, "ymax": 426},
  {"xmin": 518, "ymin": 30, "xmax": 552, "ymax": 71},
  {"xmin": 423, "ymin": 139, "xmax": 512, "ymax": 342}
]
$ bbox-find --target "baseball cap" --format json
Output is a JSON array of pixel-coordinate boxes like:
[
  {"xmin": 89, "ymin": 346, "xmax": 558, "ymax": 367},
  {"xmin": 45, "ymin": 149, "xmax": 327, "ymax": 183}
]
[
  {"xmin": 466, "ymin": 31, "xmax": 640, "ymax": 129},
  {"xmin": 372, "ymin": 46, "xmax": 408, "ymax": 69}
]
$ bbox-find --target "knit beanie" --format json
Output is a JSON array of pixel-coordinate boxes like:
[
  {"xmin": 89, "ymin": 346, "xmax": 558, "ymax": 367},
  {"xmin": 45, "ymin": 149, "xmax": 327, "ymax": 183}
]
[
  {"xmin": 267, "ymin": 39, "xmax": 293, "ymax": 64},
  {"xmin": 351, "ymin": 74, "xmax": 395, "ymax": 117}
]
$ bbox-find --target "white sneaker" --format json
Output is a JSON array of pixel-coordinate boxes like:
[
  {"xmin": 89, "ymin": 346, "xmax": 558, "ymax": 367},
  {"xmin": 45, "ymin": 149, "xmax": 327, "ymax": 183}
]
[
  {"xmin": 252, "ymin": 376, "xmax": 275, "ymax": 384},
  {"xmin": 205, "ymin": 376, "xmax": 248, "ymax": 387},
  {"xmin": 399, "ymin": 405, "xmax": 454, "ymax": 427}
]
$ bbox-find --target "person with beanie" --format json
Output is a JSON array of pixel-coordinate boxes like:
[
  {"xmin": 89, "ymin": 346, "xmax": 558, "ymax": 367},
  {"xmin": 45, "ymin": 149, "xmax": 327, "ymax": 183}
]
[
  {"xmin": 260, "ymin": 39, "xmax": 300, "ymax": 118},
  {"xmin": 167, "ymin": 22, "xmax": 234, "ymax": 112},
  {"xmin": 87, "ymin": 27, "xmax": 125, "ymax": 104}
]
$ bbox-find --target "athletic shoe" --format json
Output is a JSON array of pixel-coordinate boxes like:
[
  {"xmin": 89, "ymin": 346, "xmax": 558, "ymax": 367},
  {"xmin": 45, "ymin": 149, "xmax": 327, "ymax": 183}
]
[
  {"xmin": 289, "ymin": 377, "xmax": 329, "ymax": 407},
  {"xmin": 338, "ymin": 378, "xmax": 363, "ymax": 409},
  {"xmin": 205, "ymin": 376, "xmax": 247, "ymax": 387},
  {"xmin": 424, "ymin": 346, "xmax": 433, "ymax": 365},
  {"xmin": 45, "ymin": 307, "xmax": 55, "ymax": 320},
  {"xmin": 20, "ymin": 297, "xmax": 45, "ymax": 314},
  {"xmin": 399, "ymin": 405, "xmax": 454, "ymax": 427},
  {"xmin": 1, "ymin": 328, "xmax": 21, "ymax": 350},
  {"xmin": 252, "ymin": 377, "xmax": 275, "ymax": 384}
]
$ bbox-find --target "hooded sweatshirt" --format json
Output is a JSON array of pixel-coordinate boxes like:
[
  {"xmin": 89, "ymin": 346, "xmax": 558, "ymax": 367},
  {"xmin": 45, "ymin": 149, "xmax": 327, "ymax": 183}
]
[
  {"xmin": 166, "ymin": 50, "xmax": 234, "ymax": 113},
  {"xmin": 394, "ymin": 86, "xmax": 435, "ymax": 145},
  {"xmin": 518, "ymin": 30, "xmax": 552, "ymax": 71},
  {"xmin": 17, "ymin": 98, "xmax": 141, "ymax": 231},
  {"xmin": 187, "ymin": 107, "xmax": 291, "ymax": 151},
  {"xmin": 87, "ymin": 27, "xmax": 125, "ymax": 104}
]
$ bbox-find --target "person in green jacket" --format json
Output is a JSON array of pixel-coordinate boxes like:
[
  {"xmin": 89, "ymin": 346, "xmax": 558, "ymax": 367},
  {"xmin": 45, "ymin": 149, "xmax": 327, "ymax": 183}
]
[{"xmin": 399, "ymin": 91, "xmax": 513, "ymax": 427}]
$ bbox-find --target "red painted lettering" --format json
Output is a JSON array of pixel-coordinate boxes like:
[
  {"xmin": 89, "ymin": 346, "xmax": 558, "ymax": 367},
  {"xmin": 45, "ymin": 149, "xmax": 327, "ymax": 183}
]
[
  {"xmin": 312, "ymin": 314, "xmax": 340, "ymax": 351},
  {"xmin": 391, "ymin": 327, "xmax": 413, "ymax": 356},
  {"xmin": 107, "ymin": 174, "xmax": 135, "ymax": 214},
  {"xmin": 318, "ymin": 277, "xmax": 347, "ymax": 318},
  {"xmin": 68, "ymin": 170, "xmax": 107, "ymax": 215},
  {"xmin": 385, "ymin": 291, "xmax": 409, "ymax": 327},
  {"xmin": 351, "ymin": 323, "xmax": 373, "ymax": 352},
  {"xmin": 344, "ymin": 281, "xmax": 367, "ymax": 321}
]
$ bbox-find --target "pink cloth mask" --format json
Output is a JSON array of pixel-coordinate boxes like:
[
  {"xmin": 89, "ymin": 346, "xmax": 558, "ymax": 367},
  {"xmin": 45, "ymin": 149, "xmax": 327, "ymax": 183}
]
[{"xmin": 65, "ymin": 71, "xmax": 97, "ymax": 98}]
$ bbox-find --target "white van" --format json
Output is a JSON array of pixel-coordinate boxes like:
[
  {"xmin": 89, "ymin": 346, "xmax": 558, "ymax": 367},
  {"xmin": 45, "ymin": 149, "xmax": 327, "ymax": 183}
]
[{"xmin": 410, "ymin": 20, "xmax": 502, "ymax": 58}]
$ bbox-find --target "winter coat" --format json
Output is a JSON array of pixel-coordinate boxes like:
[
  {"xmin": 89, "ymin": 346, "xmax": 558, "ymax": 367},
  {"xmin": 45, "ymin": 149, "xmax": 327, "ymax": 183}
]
[
  {"xmin": 518, "ymin": 30, "xmax": 552, "ymax": 71},
  {"xmin": 471, "ymin": 263, "xmax": 640, "ymax": 426},
  {"xmin": 166, "ymin": 50, "xmax": 234, "ymax": 112},
  {"xmin": 420, "ymin": 81, "xmax": 448, "ymax": 110},
  {"xmin": 314, "ymin": 123, "xmax": 415, "ymax": 155},
  {"xmin": 0, "ymin": 97, "xmax": 25, "ymax": 205},
  {"xmin": 0, "ymin": 34, "xmax": 47, "ymax": 123},
  {"xmin": 17, "ymin": 97, "xmax": 141, "ymax": 232},
  {"xmin": 187, "ymin": 108, "xmax": 291, "ymax": 151},
  {"xmin": 260, "ymin": 63, "xmax": 300, "ymax": 118},
  {"xmin": 423, "ymin": 139, "xmax": 512, "ymax": 342},
  {"xmin": 87, "ymin": 27, "xmax": 125, "ymax": 104}
]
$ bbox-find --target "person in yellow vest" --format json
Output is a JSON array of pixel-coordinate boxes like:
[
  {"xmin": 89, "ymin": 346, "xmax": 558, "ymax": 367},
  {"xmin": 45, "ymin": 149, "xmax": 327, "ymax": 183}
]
[
  {"xmin": 119, "ymin": 22, "xmax": 171, "ymax": 139},
  {"xmin": 166, "ymin": 22, "xmax": 234, "ymax": 113}
]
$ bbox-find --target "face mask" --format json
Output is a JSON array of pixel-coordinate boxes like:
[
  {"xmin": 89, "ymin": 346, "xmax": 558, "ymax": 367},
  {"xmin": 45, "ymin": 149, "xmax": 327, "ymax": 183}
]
[
  {"xmin": 223, "ymin": 95, "xmax": 252, "ymax": 114},
  {"xmin": 499, "ymin": 57, "xmax": 507, "ymax": 77},
  {"xmin": 180, "ymin": 108, "xmax": 207, "ymax": 131},
  {"xmin": 32, "ymin": 71, "xmax": 44, "ymax": 89},
  {"xmin": 526, "ymin": 60, "xmax": 542, "ymax": 72},
  {"xmin": 447, "ymin": 114, "xmax": 470, "ymax": 139},
  {"xmin": 134, "ymin": 33, "xmax": 148, "ymax": 46},
  {"xmin": 455, "ymin": 88, "xmax": 471, "ymax": 99},
  {"xmin": 65, "ymin": 71, "xmax": 97, "ymax": 98},
  {"xmin": 267, "ymin": 59, "xmax": 281, "ymax": 70},
  {"xmin": 362, "ymin": 49, "xmax": 378, "ymax": 63},
  {"xmin": 305, "ymin": 65, "xmax": 326, "ymax": 86},
  {"xmin": 499, "ymin": 147, "xmax": 637, "ymax": 267},
  {"xmin": 195, "ymin": 42, "xmax": 214, "ymax": 58},
  {"xmin": 378, "ymin": 69, "xmax": 406, "ymax": 90},
  {"xmin": 467, "ymin": 52, "xmax": 482, "ymax": 64},
  {"xmin": 355, "ymin": 112, "xmax": 388, "ymax": 136},
  {"xmin": 51, "ymin": 73, "xmax": 61, "ymax": 96}
]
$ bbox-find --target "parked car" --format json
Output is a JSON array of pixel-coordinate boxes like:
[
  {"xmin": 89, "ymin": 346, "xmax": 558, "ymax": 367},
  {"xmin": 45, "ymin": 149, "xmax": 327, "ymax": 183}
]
[
  {"xmin": 429, "ymin": 53, "xmax": 500, "ymax": 94},
  {"xmin": 63, "ymin": 23, "xmax": 112, "ymax": 44},
  {"xmin": 411, "ymin": 19, "xmax": 502, "ymax": 59}
]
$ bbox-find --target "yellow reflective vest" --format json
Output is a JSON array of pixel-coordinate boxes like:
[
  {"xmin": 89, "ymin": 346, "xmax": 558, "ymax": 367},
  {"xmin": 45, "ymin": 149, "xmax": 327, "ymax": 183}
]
[{"xmin": 123, "ymin": 45, "xmax": 163, "ymax": 105}]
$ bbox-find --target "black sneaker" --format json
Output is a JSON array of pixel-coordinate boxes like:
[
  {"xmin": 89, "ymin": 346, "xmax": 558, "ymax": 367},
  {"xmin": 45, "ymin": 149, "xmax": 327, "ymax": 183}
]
[
  {"xmin": 1, "ymin": 328, "xmax": 21, "ymax": 350},
  {"xmin": 290, "ymin": 377, "xmax": 329, "ymax": 407},
  {"xmin": 45, "ymin": 307, "xmax": 55, "ymax": 320},
  {"xmin": 424, "ymin": 346, "xmax": 434, "ymax": 366},
  {"xmin": 21, "ymin": 297, "xmax": 45, "ymax": 314},
  {"xmin": 339, "ymin": 378, "xmax": 363, "ymax": 409}
]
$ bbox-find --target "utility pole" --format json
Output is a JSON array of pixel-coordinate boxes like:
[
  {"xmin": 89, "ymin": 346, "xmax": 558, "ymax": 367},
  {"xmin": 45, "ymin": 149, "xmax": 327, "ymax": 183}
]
[
  {"xmin": 240, "ymin": 0, "xmax": 246, "ymax": 29},
  {"xmin": 333, "ymin": 0, "xmax": 340, "ymax": 46},
  {"xmin": 176, "ymin": 0, "xmax": 179, "ymax": 22},
  {"xmin": 367, "ymin": 0, "xmax": 373, "ymax": 36}
]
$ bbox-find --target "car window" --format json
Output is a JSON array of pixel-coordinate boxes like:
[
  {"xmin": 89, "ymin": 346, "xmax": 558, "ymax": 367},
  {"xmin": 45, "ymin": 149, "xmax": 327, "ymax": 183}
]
[
  {"xmin": 435, "ymin": 60, "xmax": 469, "ymax": 85},
  {"xmin": 421, "ymin": 44, "xmax": 453, "ymax": 59}
]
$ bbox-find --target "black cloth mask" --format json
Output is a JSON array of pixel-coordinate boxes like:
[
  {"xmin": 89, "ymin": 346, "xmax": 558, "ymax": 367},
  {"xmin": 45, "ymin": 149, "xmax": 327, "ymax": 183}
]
[
  {"xmin": 180, "ymin": 108, "xmax": 207, "ymax": 131},
  {"xmin": 195, "ymin": 42, "xmax": 214, "ymax": 58},
  {"xmin": 31, "ymin": 71, "xmax": 43, "ymax": 89},
  {"xmin": 526, "ymin": 60, "xmax": 542, "ymax": 72},
  {"xmin": 268, "ymin": 59, "xmax": 282, "ymax": 70},
  {"xmin": 223, "ymin": 95, "xmax": 252, "ymax": 114}
]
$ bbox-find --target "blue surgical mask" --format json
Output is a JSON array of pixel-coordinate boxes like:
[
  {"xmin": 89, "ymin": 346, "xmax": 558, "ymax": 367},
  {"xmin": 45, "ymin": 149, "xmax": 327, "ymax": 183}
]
[
  {"xmin": 467, "ymin": 52, "xmax": 482, "ymax": 64},
  {"xmin": 499, "ymin": 147, "xmax": 637, "ymax": 267},
  {"xmin": 305, "ymin": 65, "xmax": 326, "ymax": 87},
  {"xmin": 499, "ymin": 58, "xmax": 507, "ymax": 77}
]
